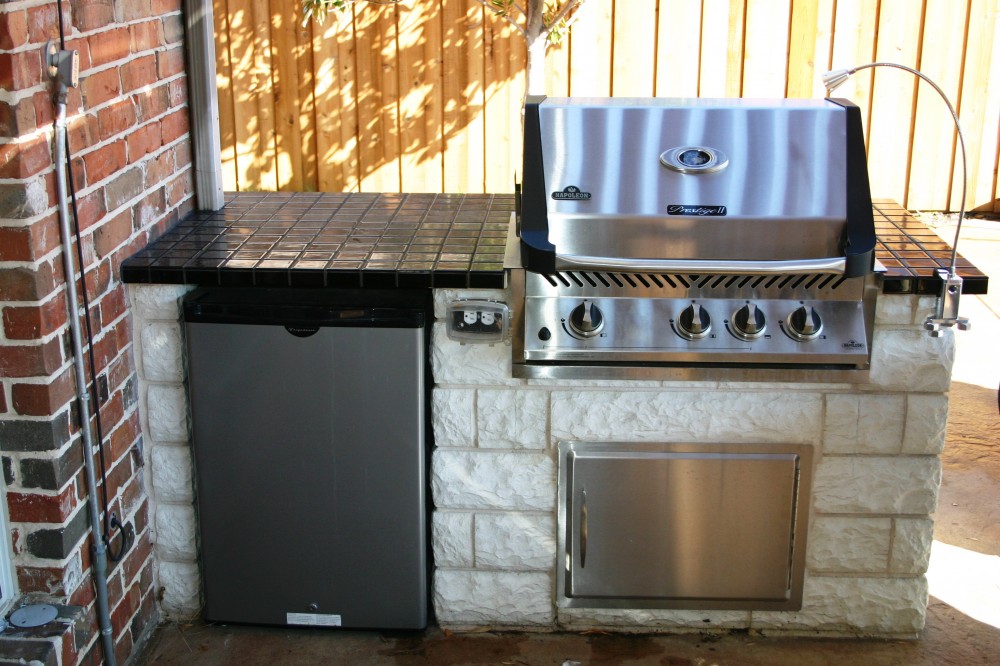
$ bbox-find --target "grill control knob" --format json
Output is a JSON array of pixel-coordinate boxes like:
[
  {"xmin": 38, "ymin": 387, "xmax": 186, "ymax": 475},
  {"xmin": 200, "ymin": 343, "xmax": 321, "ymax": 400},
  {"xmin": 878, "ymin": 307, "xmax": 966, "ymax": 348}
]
[
  {"xmin": 568, "ymin": 300, "xmax": 604, "ymax": 338},
  {"xmin": 786, "ymin": 305, "xmax": 823, "ymax": 341},
  {"xmin": 732, "ymin": 302, "xmax": 766, "ymax": 340},
  {"xmin": 677, "ymin": 303, "xmax": 711, "ymax": 339}
]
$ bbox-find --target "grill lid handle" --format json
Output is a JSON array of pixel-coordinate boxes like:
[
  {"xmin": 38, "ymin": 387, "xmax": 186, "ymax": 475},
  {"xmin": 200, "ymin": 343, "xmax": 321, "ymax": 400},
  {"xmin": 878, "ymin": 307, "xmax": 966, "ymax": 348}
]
[{"xmin": 554, "ymin": 254, "xmax": 847, "ymax": 275}]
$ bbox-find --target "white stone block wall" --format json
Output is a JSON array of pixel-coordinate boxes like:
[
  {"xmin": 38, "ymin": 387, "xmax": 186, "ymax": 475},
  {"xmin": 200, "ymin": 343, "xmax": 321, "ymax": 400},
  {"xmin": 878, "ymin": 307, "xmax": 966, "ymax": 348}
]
[
  {"xmin": 126, "ymin": 285, "xmax": 953, "ymax": 637},
  {"xmin": 430, "ymin": 290, "xmax": 952, "ymax": 637},
  {"xmin": 128, "ymin": 284, "xmax": 201, "ymax": 620}
]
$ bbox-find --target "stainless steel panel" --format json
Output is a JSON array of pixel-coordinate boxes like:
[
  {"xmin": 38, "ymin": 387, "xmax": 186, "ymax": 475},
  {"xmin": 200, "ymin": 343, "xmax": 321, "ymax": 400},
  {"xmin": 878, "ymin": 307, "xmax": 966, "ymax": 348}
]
[
  {"xmin": 512, "ymin": 363, "xmax": 870, "ymax": 383},
  {"xmin": 515, "ymin": 270, "xmax": 875, "ymax": 368},
  {"xmin": 187, "ymin": 320, "xmax": 428, "ymax": 629},
  {"xmin": 537, "ymin": 98, "xmax": 847, "ymax": 264},
  {"xmin": 547, "ymin": 215, "xmax": 846, "ymax": 265},
  {"xmin": 522, "ymin": 296, "xmax": 869, "ymax": 365},
  {"xmin": 555, "ymin": 252, "xmax": 847, "ymax": 275},
  {"xmin": 558, "ymin": 442, "xmax": 812, "ymax": 610},
  {"xmin": 538, "ymin": 98, "xmax": 846, "ymax": 220}
]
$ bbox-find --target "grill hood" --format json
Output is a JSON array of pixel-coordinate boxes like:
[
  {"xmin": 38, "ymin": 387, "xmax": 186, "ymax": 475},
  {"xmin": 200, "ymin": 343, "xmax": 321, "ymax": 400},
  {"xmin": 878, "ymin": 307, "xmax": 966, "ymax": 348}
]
[{"xmin": 519, "ymin": 97, "xmax": 876, "ymax": 277}]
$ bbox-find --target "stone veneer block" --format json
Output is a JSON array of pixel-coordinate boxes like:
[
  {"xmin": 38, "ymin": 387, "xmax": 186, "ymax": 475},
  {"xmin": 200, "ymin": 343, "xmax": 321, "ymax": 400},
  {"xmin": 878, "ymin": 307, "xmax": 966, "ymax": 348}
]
[
  {"xmin": 434, "ymin": 570, "xmax": 553, "ymax": 626},
  {"xmin": 432, "ymin": 451, "xmax": 556, "ymax": 511},
  {"xmin": 870, "ymin": 329, "xmax": 954, "ymax": 392},
  {"xmin": 146, "ymin": 383, "xmax": 190, "ymax": 442},
  {"xmin": 477, "ymin": 389, "xmax": 548, "ymax": 449},
  {"xmin": 154, "ymin": 503, "xmax": 198, "ymax": 560},
  {"xmin": 150, "ymin": 445, "xmax": 195, "ymax": 502},
  {"xmin": 527, "ymin": 378, "xmax": 672, "ymax": 389},
  {"xmin": 130, "ymin": 284, "xmax": 192, "ymax": 320},
  {"xmin": 914, "ymin": 296, "xmax": 940, "ymax": 325},
  {"xmin": 140, "ymin": 322, "xmax": 185, "ymax": 382},
  {"xmin": 902, "ymin": 394, "xmax": 949, "ymax": 454},
  {"xmin": 806, "ymin": 516, "xmax": 891, "ymax": 572},
  {"xmin": 431, "ymin": 324, "xmax": 521, "ymax": 387},
  {"xmin": 474, "ymin": 512, "xmax": 555, "ymax": 570},
  {"xmin": 433, "ymin": 511, "xmax": 474, "ymax": 568},
  {"xmin": 890, "ymin": 518, "xmax": 934, "ymax": 574},
  {"xmin": 559, "ymin": 608, "xmax": 751, "ymax": 631},
  {"xmin": 432, "ymin": 389, "xmax": 475, "ymax": 447},
  {"xmin": 875, "ymin": 295, "xmax": 914, "ymax": 325},
  {"xmin": 550, "ymin": 390, "xmax": 822, "ymax": 443},
  {"xmin": 823, "ymin": 394, "xmax": 905, "ymax": 454},
  {"xmin": 813, "ymin": 456, "xmax": 941, "ymax": 514},
  {"xmin": 157, "ymin": 560, "xmax": 201, "ymax": 619},
  {"xmin": 752, "ymin": 576, "xmax": 927, "ymax": 635}
]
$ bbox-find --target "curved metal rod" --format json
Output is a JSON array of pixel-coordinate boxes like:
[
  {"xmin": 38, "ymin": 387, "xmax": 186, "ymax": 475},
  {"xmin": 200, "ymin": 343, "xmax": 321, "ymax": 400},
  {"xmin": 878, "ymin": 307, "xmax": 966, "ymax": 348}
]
[{"xmin": 832, "ymin": 62, "xmax": 967, "ymax": 276}]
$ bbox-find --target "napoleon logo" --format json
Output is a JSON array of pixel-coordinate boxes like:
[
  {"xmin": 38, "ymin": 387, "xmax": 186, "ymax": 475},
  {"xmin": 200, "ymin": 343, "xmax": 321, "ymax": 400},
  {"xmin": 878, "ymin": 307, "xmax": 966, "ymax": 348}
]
[
  {"xmin": 842, "ymin": 340, "xmax": 865, "ymax": 349},
  {"xmin": 551, "ymin": 186, "xmax": 592, "ymax": 201},
  {"xmin": 668, "ymin": 205, "xmax": 727, "ymax": 216}
]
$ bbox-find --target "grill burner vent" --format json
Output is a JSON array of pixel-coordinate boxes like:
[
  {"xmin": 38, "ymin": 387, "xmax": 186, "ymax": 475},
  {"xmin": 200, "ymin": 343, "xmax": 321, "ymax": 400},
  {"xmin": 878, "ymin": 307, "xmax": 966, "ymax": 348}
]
[{"xmin": 534, "ymin": 271, "xmax": 852, "ymax": 299}]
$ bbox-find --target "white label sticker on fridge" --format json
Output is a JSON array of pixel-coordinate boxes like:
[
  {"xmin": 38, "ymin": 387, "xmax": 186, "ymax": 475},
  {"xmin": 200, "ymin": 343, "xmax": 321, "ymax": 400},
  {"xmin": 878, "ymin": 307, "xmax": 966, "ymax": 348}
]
[{"xmin": 286, "ymin": 612, "xmax": 342, "ymax": 627}]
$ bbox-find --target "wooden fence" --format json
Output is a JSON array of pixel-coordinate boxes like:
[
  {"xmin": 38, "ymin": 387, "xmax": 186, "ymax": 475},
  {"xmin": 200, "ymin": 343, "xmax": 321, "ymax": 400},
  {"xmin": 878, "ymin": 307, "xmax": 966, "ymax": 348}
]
[{"xmin": 214, "ymin": 0, "xmax": 1000, "ymax": 212}]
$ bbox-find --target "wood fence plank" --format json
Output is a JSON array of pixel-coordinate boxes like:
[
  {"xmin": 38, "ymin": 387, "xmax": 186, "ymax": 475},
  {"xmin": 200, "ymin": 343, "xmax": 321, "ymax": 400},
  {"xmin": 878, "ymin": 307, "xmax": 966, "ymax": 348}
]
[
  {"xmin": 546, "ymin": 39, "xmax": 571, "ymax": 96},
  {"xmin": 484, "ymin": 15, "xmax": 519, "ymax": 193},
  {"xmin": 786, "ymin": 0, "xmax": 834, "ymax": 98},
  {"xmin": 656, "ymin": 0, "xmax": 702, "ymax": 97},
  {"xmin": 742, "ymin": 0, "xmax": 790, "ymax": 97},
  {"xmin": 866, "ymin": 0, "xmax": 923, "ymax": 205},
  {"xmin": 569, "ymin": 0, "xmax": 613, "ymax": 96},
  {"xmin": 612, "ymin": 0, "xmax": 657, "ymax": 96},
  {"xmin": 227, "ymin": 0, "xmax": 262, "ymax": 189},
  {"xmin": 724, "ymin": 0, "xmax": 746, "ymax": 96},
  {"xmin": 829, "ymin": 0, "xmax": 878, "ymax": 143},
  {"xmin": 697, "ymin": 0, "xmax": 734, "ymax": 96},
  {"xmin": 507, "ymin": 14, "xmax": 527, "ymax": 187},
  {"xmin": 907, "ymin": 0, "xmax": 967, "ymax": 210},
  {"xmin": 251, "ymin": 0, "xmax": 278, "ymax": 190},
  {"xmin": 270, "ymin": 0, "xmax": 305, "ymax": 190},
  {"xmin": 312, "ymin": 10, "xmax": 360, "ymax": 192},
  {"xmin": 295, "ymin": 6, "xmax": 318, "ymax": 192},
  {"xmin": 398, "ymin": 2, "xmax": 444, "ymax": 192},
  {"xmin": 957, "ymin": 0, "xmax": 999, "ymax": 211},
  {"xmin": 213, "ymin": 0, "xmax": 238, "ymax": 191},
  {"xmin": 356, "ymin": 3, "xmax": 402, "ymax": 192},
  {"xmin": 442, "ymin": 0, "xmax": 486, "ymax": 193}
]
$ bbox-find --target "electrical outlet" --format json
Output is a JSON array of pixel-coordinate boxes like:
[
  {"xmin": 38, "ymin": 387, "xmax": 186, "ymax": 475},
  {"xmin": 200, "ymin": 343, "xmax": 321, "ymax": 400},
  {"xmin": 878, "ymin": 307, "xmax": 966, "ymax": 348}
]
[{"xmin": 447, "ymin": 300, "xmax": 509, "ymax": 343}]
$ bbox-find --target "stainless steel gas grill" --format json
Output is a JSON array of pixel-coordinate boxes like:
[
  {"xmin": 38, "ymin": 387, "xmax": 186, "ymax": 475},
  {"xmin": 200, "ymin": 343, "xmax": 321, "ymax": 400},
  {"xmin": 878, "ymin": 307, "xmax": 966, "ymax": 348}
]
[{"xmin": 510, "ymin": 96, "xmax": 880, "ymax": 380}]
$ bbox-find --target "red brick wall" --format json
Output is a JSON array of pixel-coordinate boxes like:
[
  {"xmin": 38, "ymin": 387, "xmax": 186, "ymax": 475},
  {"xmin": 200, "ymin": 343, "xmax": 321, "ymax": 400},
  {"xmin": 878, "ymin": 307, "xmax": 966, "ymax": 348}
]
[{"xmin": 0, "ymin": 0, "xmax": 193, "ymax": 662}]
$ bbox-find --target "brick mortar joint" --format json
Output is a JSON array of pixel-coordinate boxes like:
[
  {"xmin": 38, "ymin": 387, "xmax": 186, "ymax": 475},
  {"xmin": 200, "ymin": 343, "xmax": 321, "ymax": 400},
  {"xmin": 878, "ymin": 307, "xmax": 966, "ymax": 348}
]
[
  {"xmin": 76, "ymin": 69, "xmax": 189, "ymax": 115},
  {"xmin": 93, "ymin": 159, "xmax": 194, "ymax": 217},
  {"xmin": 0, "ymin": 126, "xmax": 54, "ymax": 146},
  {"xmin": 62, "ymin": 137, "xmax": 193, "ymax": 204}
]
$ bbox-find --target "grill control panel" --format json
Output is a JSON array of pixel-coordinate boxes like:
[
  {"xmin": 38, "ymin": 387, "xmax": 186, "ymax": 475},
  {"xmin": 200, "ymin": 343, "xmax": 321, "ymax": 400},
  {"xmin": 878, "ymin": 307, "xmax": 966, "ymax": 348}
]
[{"xmin": 516, "ymin": 271, "xmax": 875, "ymax": 368}]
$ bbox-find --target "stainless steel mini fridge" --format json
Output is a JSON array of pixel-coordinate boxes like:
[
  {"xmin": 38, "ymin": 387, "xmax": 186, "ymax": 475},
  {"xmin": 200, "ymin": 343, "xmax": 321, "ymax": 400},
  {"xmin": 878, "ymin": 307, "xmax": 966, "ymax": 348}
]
[{"xmin": 183, "ymin": 288, "xmax": 429, "ymax": 629}]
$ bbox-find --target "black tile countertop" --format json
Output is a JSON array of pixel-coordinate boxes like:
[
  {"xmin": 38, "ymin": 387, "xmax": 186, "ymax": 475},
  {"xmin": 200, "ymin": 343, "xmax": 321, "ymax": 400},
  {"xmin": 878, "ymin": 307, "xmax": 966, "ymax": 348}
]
[
  {"xmin": 122, "ymin": 193, "xmax": 513, "ymax": 289},
  {"xmin": 872, "ymin": 200, "xmax": 987, "ymax": 294},
  {"xmin": 121, "ymin": 192, "xmax": 988, "ymax": 294}
]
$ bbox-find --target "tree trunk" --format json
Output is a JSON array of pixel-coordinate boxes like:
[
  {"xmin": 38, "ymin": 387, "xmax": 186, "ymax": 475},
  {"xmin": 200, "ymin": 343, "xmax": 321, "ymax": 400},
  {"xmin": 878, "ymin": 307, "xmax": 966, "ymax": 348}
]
[{"xmin": 525, "ymin": 0, "xmax": 546, "ymax": 95}]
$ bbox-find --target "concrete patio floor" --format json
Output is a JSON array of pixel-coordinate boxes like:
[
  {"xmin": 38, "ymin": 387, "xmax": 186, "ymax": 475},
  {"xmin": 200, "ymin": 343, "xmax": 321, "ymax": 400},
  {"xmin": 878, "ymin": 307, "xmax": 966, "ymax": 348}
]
[{"xmin": 137, "ymin": 214, "xmax": 999, "ymax": 666}]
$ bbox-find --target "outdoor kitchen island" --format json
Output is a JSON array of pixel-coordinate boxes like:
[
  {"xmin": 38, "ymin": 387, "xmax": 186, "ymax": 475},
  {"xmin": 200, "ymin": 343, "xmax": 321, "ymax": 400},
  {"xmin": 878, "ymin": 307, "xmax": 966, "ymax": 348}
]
[{"xmin": 122, "ymin": 192, "xmax": 987, "ymax": 638}]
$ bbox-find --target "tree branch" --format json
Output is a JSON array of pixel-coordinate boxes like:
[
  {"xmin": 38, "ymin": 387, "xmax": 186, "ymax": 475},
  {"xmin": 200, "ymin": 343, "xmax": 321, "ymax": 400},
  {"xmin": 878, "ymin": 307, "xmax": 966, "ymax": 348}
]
[
  {"xmin": 546, "ymin": 0, "xmax": 582, "ymax": 30},
  {"xmin": 471, "ymin": 0, "xmax": 529, "ymax": 39}
]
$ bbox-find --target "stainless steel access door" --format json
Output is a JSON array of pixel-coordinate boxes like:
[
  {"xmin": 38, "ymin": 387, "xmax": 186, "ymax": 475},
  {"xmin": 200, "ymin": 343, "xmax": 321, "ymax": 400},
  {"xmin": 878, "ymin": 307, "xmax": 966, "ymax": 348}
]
[{"xmin": 558, "ymin": 441, "xmax": 812, "ymax": 611}]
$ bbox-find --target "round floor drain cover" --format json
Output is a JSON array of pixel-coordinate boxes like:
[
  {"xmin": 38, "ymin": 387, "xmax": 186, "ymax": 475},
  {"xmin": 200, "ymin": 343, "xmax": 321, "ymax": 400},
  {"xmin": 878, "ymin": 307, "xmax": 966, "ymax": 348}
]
[{"xmin": 9, "ymin": 604, "xmax": 58, "ymax": 628}]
